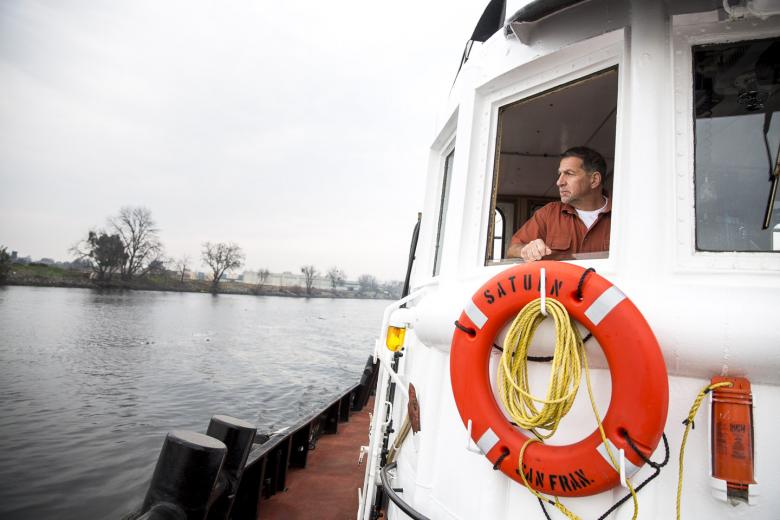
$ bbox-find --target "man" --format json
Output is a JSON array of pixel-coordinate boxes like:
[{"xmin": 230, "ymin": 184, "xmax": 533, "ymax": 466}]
[{"xmin": 507, "ymin": 146, "xmax": 610, "ymax": 262}]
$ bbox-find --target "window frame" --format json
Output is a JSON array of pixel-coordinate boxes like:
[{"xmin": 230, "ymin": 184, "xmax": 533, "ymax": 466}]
[
  {"xmin": 475, "ymin": 32, "xmax": 625, "ymax": 272},
  {"xmin": 433, "ymin": 144, "xmax": 456, "ymax": 276},
  {"xmin": 672, "ymin": 12, "xmax": 780, "ymax": 272}
]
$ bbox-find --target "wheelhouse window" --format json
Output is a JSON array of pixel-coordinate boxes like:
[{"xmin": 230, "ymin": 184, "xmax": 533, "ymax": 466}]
[
  {"xmin": 433, "ymin": 149, "xmax": 454, "ymax": 275},
  {"xmin": 693, "ymin": 38, "xmax": 780, "ymax": 252},
  {"xmin": 486, "ymin": 68, "xmax": 618, "ymax": 263}
]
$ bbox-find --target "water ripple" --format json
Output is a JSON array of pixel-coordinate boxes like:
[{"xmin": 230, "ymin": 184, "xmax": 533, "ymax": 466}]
[{"xmin": 0, "ymin": 287, "xmax": 383, "ymax": 519}]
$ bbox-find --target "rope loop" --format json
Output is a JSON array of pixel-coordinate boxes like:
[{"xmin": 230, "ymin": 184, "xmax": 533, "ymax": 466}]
[
  {"xmin": 592, "ymin": 433, "xmax": 670, "ymax": 520},
  {"xmin": 493, "ymin": 448, "xmax": 510, "ymax": 470},
  {"xmin": 622, "ymin": 430, "xmax": 670, "ymax": 470},
  {"xmin": 454, "ymin": 320, "xmax": 476, "ymax": 336},
  {"xmin": 575, "ymin": 267, "xmax": 596, "ymax": 301}
]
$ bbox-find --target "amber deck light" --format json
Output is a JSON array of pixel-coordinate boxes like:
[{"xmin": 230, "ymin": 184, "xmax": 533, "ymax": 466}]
[{"xmin": 385, "ymin": 325, "xmax": 406, "ymax": 352}]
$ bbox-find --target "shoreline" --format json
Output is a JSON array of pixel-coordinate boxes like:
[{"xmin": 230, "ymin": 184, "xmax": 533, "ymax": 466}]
[{"xmin": 3, "ymin": 265, "xmax": 397, "ymax": 300}]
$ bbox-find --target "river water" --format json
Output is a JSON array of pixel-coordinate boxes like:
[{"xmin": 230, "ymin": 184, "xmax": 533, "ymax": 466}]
[{"xmin": 0, "ymin": 286, "xmax": 385, "ymax": 519}]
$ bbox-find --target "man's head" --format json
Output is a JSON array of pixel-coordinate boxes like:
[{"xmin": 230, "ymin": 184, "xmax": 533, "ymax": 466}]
[{"xmin": 556, "ymin": 146, "xmax": 607, "ymax": 210}]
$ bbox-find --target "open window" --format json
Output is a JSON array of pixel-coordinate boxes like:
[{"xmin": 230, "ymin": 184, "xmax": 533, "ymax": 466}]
[
  {"xmin": 693, "ymin": 37, "xmax": 780, "ymax": 252},
  {"xmin": 486, "ymin": 68, "xmax": 618, "ymax": 264}
]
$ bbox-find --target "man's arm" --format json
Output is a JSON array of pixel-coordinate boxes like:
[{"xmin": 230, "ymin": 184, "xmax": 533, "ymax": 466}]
[
  {"xmin": 507, "ymin": 239, "xmax": 552, "ymax": 262},
  {"xmin": 506, "ymin": 242, "xmax": 525, "ymax": 258}
]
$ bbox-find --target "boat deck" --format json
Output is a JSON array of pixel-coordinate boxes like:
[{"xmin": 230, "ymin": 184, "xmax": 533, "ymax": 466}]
[{"xmin": 258, "ymin": 398, "xmax": 372, "ymax": 519}]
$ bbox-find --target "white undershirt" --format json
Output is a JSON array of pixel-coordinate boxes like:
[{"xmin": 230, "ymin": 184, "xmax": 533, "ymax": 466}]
[{"xmin": 575, "ymin": 197, "xmax": 608, "ymax": 229}]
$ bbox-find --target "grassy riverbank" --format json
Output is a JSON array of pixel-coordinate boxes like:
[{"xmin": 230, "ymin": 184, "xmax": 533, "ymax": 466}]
[{"xmin": 4, "ymin": 264, "xmax": 395, "ymax": 299}]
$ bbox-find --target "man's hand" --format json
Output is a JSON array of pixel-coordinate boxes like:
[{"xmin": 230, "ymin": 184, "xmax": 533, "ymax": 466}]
[{"xmin": 519, "ymin": 239, "xmax": 551, "ymax": 262}]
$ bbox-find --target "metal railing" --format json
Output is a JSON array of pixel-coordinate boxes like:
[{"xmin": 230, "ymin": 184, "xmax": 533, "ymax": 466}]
[{"xmin": 124, "ymin": 355, "xmax": 379, "ymax": 520}]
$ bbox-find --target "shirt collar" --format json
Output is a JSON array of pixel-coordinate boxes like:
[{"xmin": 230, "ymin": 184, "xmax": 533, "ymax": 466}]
[{"xmin": 560, "ymin": 197, "xmax": 612, "ymax": 215}]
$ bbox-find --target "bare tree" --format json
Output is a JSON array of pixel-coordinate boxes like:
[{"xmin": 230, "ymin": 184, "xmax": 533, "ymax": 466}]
[
  {"xmin": 300, "ymin": 265, "xmax": 317, "ymax": 295},
  {"xmin": 175, "ymin": 255, "xmax": 190, "ymax": 283},
  {"xmin": 358, "ymin": 274, "xmax": 378, "ymax": 296},
  {"xmin": 109, "ymin": 206, "xmax": 163, "ymax": 280},
  {"xmin": 202, "ymin": 242, "xmax": 244, "ymax": 293},
  {"xmin": 327, "ymin": 266, "xmax": 345, "ymax": 289}
]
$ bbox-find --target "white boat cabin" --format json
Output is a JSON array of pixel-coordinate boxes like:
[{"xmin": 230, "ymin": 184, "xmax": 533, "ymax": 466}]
[{"xmin": 361, "ymin": 1, "xmax": 780, "ymax": 519}]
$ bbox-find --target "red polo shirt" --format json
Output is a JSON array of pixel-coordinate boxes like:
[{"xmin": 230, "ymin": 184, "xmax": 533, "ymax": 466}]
[{"xmin": 510, "ymin": 200, "xmax": 611, "ymax": 257}]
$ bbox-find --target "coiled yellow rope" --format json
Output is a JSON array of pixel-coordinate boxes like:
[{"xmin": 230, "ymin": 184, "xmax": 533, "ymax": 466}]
[
  {"xmin": 498, "ymin": 297, "xmax": 639, "ymax": 520},
  {"xmin": 676, "ymin": 381, "xmax": 733, "ymax": 520},
  {"xmin": 498, "ymin": 298, "xmax": 582, "ymax": 440}
]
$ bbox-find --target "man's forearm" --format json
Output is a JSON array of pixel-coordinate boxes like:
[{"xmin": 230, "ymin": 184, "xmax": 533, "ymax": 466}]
[
  {"xmin": 506, "ymin": 242, "xmax": 526, "ymax": 259},
  {"xmin": 507, "ymin": 239, "xmax": 551, "ymax": 262}
]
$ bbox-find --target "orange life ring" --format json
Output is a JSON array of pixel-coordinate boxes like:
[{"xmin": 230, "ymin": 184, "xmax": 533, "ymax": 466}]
[{"xmin": 450, "ymin": 261, "xmax": 668, "ymax": 497}]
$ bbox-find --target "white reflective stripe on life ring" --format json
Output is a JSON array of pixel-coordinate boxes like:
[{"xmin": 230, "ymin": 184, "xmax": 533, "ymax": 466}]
[
  {"xmin": 584, "ymin": 286, "xmax": 626, "ymax": 326},
  {"xmin": 477, "ymin": 427, "xmax": 499, "ymax": 455},
  {"xmin": 465, "ymin": 299, "xmax": 489, "ymax": 330},
  {"xmin": 596, "ymin": 439, "xmax": 641, "ymax": 477}
]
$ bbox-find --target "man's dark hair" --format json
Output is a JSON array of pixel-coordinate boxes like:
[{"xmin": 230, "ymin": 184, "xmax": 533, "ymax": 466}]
[{"xmin": 561, "ymin": 146, "xmax": 607, "ymax": 177}]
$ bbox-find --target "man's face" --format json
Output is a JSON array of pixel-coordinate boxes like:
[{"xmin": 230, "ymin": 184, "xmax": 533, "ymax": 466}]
[{"xmin": 556, "ymin": 156, "xmax": 598, "ymax": 207}]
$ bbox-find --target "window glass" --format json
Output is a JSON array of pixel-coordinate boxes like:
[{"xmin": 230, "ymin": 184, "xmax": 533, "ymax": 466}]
[
  {"xmin": 487, "ymin": 68, "xmax": 618, "ymax": 263},
  {"xmin": 433, "ymin": 150, "xmax": 454, "ymax": 275},
  {"xmin": 693, "ymin": 38, "xmax": 780, "ymax": 252}
]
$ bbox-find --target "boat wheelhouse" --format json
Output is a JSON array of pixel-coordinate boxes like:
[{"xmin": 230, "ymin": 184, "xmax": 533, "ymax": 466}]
[{"xmin": 360, "ymin": 1, "xmax": 780, "ymax": 519}]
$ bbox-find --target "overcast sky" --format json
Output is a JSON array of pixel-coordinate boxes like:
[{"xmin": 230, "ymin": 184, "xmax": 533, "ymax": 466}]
[{"xmin": 0, "ymin": 0, "xmax": 497, "ymax": 281}]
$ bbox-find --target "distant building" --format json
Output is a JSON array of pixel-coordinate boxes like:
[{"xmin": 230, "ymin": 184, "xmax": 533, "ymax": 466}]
[
  {"xmin": 231, "ymin": 269, "xmax": 381, "ymax": 293},
  {"xmin": 341, "ymin": 280, "xmax": 360, "ymax": 292},
  {"xmin": 272, "ymin": 271, "xmax": 326, "ymax": 289},
  {"xmin": 255, "ymin": 271, "xmax": 345, "ymax": 290}
]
